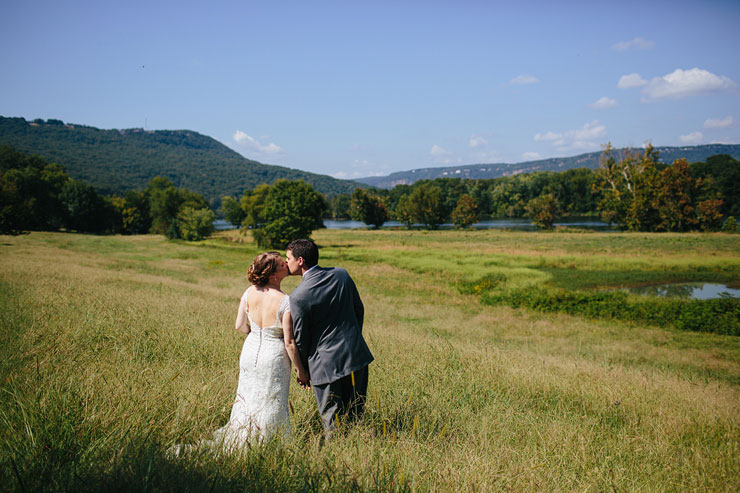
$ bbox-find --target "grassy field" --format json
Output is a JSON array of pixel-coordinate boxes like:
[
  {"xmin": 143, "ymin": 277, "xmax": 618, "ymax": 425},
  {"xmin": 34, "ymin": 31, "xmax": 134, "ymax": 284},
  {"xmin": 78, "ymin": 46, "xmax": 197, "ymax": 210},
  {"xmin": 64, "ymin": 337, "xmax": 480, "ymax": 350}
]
[{"xmin": 1, "ymin": 229, "xmax": 739, "ymax": 491}]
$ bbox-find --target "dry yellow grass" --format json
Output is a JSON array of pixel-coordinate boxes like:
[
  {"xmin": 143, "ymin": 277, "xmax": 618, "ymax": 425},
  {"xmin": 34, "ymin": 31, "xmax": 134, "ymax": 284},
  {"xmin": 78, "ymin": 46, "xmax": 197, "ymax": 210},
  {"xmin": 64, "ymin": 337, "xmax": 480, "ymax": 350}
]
[{"xmin": 1, "ymin": 230, "xmax": 739, "ymax": 491}]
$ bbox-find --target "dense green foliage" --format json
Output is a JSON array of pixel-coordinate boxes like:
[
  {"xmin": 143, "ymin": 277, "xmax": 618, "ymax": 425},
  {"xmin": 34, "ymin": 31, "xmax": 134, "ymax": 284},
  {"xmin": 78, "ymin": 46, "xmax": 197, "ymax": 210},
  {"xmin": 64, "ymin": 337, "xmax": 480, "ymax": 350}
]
[
  {"xmin": 0, "ymin": 145, "xmax": 214, "ymax": 240},
  {"xmin": 240, "ymin": 180, "xmax": 328, "ymax": 248},
  {"xmin": 526, "ymin": 193, "xmax": 559, "ymax": 230},
  {"xmin": 451, "ymin": 193, "xmax": 478, "ymax": 229},
  {"xmin": 477, "ymin": 286, "xmax": 740, "ymax": 336},
  {"xmin": 330, "ymin": 193, "xmax": 351, "ymax": 219},
  {"xmin": 594, "ymin": 144, "xmax": 732, "ymax": 232},
  {"xmin": 324, "ymin": 148, "xmax": 740, "ymax": 232},
  {"xmin": 349, "ymin": 188, "xmax": 388, "ymax": 229},
  {"xmin": 176, "ymin": 207, "xmax": 216, "ymax": 241},
  {"xmin": 723, "ymin": 216, "xmax": 739, "ymax": 233},
  {"xmin": 0, "ymin": 116, "xmax": 363, "ymax": 205},
  {"xmin": 0, "ymin": 145, "xmax": 118, "ymax": 234}
]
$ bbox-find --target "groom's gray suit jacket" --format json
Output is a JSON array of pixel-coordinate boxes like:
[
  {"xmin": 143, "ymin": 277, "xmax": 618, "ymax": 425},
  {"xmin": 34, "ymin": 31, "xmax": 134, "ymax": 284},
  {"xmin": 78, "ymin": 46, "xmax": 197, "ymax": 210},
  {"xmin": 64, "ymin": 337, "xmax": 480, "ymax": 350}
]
[{"xmin": 290, "ymin": 266, "xmax": 373, "ymax": 386}]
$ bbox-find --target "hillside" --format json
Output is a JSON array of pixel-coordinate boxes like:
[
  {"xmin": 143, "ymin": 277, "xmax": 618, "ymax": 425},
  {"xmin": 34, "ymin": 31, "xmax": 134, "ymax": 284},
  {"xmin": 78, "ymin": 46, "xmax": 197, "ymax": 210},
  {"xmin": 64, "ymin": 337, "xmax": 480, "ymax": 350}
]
[
  {"xmin": 357, "ymin": 144, "xmax": 740, "ymax": 188},
  {"xmin": 0, "ymin": 116, "xmax": 362, "ymax": 203}
]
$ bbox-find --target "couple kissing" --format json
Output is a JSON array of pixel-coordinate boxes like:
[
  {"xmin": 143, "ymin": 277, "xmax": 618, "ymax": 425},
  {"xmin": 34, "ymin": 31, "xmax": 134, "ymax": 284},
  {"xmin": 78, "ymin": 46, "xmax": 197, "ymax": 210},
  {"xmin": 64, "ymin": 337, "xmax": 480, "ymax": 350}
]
[{"xmin": 176, "ymin": 238, "xmax": 373, "ymax": 453}]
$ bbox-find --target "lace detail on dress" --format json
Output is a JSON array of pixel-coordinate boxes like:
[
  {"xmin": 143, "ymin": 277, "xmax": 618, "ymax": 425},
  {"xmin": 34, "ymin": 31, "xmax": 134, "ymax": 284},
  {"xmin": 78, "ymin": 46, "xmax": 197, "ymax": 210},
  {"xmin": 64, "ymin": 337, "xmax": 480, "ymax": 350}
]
[{"xmin": 214, "ymin": 288, "xmax": 292, "ymax": 448}]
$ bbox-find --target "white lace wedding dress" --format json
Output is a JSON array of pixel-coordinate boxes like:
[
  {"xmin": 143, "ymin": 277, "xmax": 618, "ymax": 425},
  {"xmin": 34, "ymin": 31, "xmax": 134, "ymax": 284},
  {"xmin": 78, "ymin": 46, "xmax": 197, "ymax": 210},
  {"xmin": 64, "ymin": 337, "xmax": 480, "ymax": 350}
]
[{"xmin": 206, "ymin": 287, "xmax": 292, "ymax": 450}]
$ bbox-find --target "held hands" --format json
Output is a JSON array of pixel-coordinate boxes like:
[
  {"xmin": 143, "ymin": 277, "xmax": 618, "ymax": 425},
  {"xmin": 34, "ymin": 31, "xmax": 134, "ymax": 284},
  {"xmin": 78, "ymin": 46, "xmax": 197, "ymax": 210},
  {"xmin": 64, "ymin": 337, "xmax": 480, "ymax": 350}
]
[{"xmin": 296, "ymin": 369, "xmax": 311, "ymax": 389}]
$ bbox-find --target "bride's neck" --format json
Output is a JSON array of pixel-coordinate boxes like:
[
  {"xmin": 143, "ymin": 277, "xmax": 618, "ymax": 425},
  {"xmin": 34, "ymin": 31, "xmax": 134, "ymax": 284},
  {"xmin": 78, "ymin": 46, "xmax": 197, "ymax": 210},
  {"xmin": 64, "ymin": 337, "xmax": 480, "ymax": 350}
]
[{"xmin": 266, "ymin": 279, "xmax": 282, "ymax": 291}]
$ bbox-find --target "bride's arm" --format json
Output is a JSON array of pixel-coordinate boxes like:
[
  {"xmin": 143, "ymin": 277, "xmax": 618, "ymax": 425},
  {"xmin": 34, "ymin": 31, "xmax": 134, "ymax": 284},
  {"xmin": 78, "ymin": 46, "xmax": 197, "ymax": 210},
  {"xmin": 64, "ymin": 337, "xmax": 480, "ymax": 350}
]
[
  {"xmin": 235, "ymin": 298, "xmax": 250, "ymax": 335},
  {"xmin": 282, "ymin": 311, "xmax": 309, "ymax": 384}
]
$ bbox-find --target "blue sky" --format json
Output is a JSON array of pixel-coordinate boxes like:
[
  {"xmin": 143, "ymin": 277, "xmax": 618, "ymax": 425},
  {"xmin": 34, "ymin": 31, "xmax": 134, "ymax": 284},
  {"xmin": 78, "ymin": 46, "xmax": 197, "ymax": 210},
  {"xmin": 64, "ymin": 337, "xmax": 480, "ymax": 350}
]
[{"xmin": 2, "ymin": 0, "xmax": 739, "ymax": 180}]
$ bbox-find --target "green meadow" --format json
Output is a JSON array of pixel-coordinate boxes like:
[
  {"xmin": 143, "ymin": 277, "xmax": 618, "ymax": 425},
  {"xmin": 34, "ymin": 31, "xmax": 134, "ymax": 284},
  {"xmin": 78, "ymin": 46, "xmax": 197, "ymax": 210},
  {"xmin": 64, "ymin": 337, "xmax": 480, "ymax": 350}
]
[{"xmin": 1, "ymin": 229, "xmax": 739, "ymax": 491}]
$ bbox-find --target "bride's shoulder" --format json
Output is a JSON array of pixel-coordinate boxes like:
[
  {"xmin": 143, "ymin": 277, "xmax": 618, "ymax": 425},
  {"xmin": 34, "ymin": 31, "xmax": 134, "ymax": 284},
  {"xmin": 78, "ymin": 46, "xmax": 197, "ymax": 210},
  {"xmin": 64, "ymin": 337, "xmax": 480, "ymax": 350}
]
[{"xmin": 241, "ymin": 285, "xmax": 254, "ymax": 301}]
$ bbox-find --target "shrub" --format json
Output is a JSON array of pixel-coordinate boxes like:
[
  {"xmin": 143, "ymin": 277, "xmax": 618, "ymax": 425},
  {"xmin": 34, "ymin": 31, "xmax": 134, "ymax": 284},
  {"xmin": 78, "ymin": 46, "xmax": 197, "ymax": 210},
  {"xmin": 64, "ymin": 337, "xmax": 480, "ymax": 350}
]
[
  {"xmin": 526, "ymin": 193, "xmax": 559, "ymax": 230},
  {"xmin": 177, "ymin": 207, "xmax": 215, "ymax": 241},
  {"xmin": 451, "ymin": 194, "xmax": 478, "ymax": 229},
  {"xmin": 478, "ymin": 286, "xmax": 740, "ymax": 336},
  {"xmin": 350, "ymin": 188, "xmax": 388, "ymax": 229},
  {"xmin": 721, "ymin": 216, "xmax": 739, "ymax": 233}
]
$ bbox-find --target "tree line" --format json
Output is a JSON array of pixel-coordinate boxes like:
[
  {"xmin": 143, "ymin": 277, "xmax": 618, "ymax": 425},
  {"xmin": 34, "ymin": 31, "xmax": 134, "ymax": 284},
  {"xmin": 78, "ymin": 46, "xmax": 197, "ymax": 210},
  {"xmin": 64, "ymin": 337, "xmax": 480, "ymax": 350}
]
[
  {"xmin": 0, "ymin": 145, "xmax": 215, "ymax": 239},
  {"xmin": 4, "ymin": 143, "xmax": 739, "ymax": 247},
  {"xmin": 318, "ymin": 147, "xmax": 739, "ymax": 232}
]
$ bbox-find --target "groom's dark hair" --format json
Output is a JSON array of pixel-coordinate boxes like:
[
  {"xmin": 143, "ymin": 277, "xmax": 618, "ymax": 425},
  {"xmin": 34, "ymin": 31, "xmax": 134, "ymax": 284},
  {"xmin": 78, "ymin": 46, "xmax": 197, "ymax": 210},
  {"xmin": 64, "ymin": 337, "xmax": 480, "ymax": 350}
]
[{"xmin": 287, "ymin": 239, "xmax": 318, "ymax": 268}]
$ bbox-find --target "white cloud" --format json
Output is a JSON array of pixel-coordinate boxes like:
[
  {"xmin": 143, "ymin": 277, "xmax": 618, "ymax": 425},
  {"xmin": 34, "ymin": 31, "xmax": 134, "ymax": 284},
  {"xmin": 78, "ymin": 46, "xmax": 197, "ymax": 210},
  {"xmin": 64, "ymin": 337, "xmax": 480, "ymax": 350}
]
[
  {"xmin": 589, "ymin": 96, "xmax": 617, "ymax": 109},
  {"xmin": 522, "ymin": 152, "xmax": 541, "ymax": 161},
  {"xmin": 233, "ymin": 130, "xmax": 282, "ymax": 154},
  {"xmin": 533, "ymin": 131, "xmax": 560, "ymax": 142},
  {"xmin": 641, "ymin": 68, "xmax": 736, "ymax": 101},
  {"xmin": 469, "ymin": 135, "xmax": 488, "ymax": 148},
  {"xmin": 612, "ymin": 37, "xmax": 655, "ymax": 51},
  {"xmin": 534, "ymin": 120, "xmax": 606, "ymax": 151},
  {"xmin": 680, "ymin": 131, "xmax": 704, "ymax": 145},
  {"xmin": 704, "ymin": 116, "xmax": 734, "ymax": 129},
  {"xmin": 618, "ymin": 73, "xmax": 648, "ymax": 89},
  {"xmin": 509, "ymin": 74, "xmax": 539, "ymax": 85},
  {"xmin": 430, "ymin": 144, "xmax": 451, "ymax": 156}
]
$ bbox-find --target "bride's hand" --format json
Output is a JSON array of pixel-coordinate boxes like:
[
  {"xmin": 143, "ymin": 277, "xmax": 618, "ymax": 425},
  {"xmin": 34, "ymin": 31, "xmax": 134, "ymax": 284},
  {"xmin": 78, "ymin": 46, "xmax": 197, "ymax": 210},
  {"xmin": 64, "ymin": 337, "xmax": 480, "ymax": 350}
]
[{"xmin": 297, "ymin": 369, "xmax": 310, "ymax": 388}]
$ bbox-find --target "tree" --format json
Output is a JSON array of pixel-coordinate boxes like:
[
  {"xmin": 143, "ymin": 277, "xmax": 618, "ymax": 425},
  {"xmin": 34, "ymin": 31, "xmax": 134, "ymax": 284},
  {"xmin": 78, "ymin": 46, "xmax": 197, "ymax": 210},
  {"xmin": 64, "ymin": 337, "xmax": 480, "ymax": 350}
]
[
  {"xmin": 595, "ymin": 143, "xmax": 662, "ymax": 229},
  {"xmin": 330, "ymin": 193, "xmax": 351, "ymax": 220},
  {"xmin": 146, "ymin": 177, "xmax": 182, "ymax": 234},
  {"xmin": 451, "ymin": 194, "xmax": 478, "ymax": 229},
  {"xmin": 405, "ymin": 183, "xmax": 447, "ymax": 229},
  {"xmin": 394, "ymin": 194, "xmax": 415, "ymax": 228},
  {"xmin": 0, "ymin": 146, "xmax": 67, "ymax": 233},
  {"xmin": 145, "ymin": 176, "xmax": 212, "ymax": 237},
  {"xmin": 350, "ymin": 188, "xmax": 388, "ymax": 228},
  {"xmin": 240, "ymin": 183, "xmax": 271, "ymax": 230},
  {"xmin": 691, "ymin": 154, "xmax": 740, "ymax": 217},
  {"xmin": 251, "ymin": 180, "xmax": 327, "ymax": 249},
  {"xmin": 59, "ymin": 179, "xmax": 110, "ymax": 233},
  {"xmin": 177, "ymin": 206, "xmax": 216, "ymax": 240},
  {"xmin": 697, "ymin": 198, "xmax": 724, "ymax": 231},
  {"xmin": 120, "ymin": 190, "xmax": 150, "ymax": 234},
  {"xmin": 722, "ymin": 216, "xmax": 739, "ymax": 233},
  {"xmin": 221, "ymin": 195, "xmax": 246, "ymax": 227},
  {"xmin": 470, "ymin": 181, "xmax": 493, "ymax": 217},
  {"xmin": 526, "ymin": 193, "xmax": 559, "ymax": 230}
]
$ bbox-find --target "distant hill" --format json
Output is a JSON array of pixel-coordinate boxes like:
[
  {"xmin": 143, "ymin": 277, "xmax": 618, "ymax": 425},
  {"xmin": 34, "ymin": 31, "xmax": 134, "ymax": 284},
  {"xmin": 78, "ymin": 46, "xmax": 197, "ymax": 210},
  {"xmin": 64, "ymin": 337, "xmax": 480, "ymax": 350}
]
[
  {"xmin": 357, "ymin": 144, "xmax": 740, "ymax": 189},
  {"xmin": 0, "ymin": 116, "xmax": 363, "ymax": 204}
]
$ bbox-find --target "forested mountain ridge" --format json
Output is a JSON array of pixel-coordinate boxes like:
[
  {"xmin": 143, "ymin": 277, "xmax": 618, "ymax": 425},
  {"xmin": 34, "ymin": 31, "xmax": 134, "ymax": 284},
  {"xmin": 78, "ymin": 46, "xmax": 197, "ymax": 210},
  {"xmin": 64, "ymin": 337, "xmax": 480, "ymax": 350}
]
[
  {"xmin": 358, "ymin": 144, "xmax": 740, "ymax": 188},
  {"xmin": 0, "ymin": 116, "xmax": 363, "ymax": 204}
]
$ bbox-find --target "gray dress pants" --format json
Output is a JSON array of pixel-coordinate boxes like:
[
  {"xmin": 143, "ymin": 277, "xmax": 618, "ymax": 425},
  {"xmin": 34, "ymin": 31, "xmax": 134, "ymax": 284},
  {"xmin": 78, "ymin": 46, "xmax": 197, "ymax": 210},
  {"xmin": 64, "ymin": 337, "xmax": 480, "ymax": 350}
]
[{"xmin": 312, "ymin": 366, "xmax": 369, "ymax": 438}]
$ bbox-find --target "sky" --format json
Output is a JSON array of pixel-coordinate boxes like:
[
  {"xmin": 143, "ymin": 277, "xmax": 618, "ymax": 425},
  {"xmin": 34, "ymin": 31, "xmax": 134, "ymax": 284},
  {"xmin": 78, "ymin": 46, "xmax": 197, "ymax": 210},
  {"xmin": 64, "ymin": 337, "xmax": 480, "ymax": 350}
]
[{"xmin": 2, "ymin": 0, "xmax": 739, "ymax": 180}]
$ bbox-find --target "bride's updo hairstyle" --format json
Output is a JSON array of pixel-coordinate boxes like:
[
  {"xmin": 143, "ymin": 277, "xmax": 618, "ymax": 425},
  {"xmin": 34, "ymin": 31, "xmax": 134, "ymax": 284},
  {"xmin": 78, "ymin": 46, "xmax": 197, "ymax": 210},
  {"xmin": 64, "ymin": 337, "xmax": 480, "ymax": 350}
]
[{"xmin": 248, "ymin": 251, "xmax": 281, "ymax": 286}]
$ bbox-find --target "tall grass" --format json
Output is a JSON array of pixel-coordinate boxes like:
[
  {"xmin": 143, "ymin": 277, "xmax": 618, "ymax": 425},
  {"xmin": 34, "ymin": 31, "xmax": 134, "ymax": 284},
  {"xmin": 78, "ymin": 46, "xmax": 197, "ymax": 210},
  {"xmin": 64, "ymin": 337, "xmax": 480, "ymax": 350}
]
[{"xmin": 1, "ymin": 230, "xmax": 739, "ymax": 491}]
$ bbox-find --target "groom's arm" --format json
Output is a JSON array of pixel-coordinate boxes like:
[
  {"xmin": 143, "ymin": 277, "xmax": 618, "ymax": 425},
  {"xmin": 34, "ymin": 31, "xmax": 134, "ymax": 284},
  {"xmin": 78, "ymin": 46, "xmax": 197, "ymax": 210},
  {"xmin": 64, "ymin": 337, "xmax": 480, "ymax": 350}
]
[
  {"xmin": 349, "ymin": 275, "xmax": 364, "ymax": 331},
  {"xmin": 290, "ymin": 295, "xmax": 310, "ymax": 371}
]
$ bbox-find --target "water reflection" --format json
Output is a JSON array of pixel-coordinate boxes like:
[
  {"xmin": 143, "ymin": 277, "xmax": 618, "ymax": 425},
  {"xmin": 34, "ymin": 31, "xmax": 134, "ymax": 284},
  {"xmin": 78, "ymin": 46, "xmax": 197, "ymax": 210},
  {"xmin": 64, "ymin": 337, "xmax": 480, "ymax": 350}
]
[
  {"xmin": 623, "ymin": 283, "xmax": 740, "ymax": 300},
  {"xmin": 216, "ymin": 217, "xmax": 610, "ymax": 231},
  {"xmin": 323, "ymin": 216, "xmax": 610, "ymax": 230}
]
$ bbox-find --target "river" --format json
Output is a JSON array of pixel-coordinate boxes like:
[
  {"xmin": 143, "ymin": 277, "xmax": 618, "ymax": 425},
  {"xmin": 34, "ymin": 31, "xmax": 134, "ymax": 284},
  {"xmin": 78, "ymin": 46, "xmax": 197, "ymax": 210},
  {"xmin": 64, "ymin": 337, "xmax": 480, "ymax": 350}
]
[{"xmin": 215, "ymin": 216, "xmax": 611, "ymax": 231}]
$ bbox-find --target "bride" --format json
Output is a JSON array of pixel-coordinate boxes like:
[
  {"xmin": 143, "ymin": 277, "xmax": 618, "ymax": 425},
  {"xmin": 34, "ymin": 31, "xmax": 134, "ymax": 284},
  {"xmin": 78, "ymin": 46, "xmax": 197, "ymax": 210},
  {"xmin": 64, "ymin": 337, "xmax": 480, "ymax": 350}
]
[
  {"xmin": 213, "ymin": 251, "xmax": 310, "ymax": 447},
  {"xmin": 171, "ymin": 252, "xmax": 309, "ymax": 454}
]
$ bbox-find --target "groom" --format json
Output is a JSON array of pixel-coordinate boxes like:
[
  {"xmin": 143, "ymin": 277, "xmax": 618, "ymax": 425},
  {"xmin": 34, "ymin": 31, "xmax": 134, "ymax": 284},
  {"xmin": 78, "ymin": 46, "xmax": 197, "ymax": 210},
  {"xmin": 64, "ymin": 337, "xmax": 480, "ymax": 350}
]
[{"xmin": 286, "ymin": 238, "xmax": 374, "ymax": 437}]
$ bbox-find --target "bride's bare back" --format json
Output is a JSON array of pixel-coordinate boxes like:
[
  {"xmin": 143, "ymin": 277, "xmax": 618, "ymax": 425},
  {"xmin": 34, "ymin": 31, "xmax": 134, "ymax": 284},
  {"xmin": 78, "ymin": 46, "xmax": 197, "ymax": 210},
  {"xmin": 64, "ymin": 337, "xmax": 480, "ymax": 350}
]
[{"xmin": 246, "ymin": 287, "xmax": 286, "ymax": 328}]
